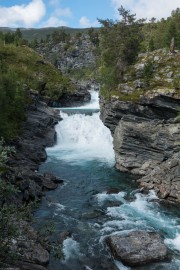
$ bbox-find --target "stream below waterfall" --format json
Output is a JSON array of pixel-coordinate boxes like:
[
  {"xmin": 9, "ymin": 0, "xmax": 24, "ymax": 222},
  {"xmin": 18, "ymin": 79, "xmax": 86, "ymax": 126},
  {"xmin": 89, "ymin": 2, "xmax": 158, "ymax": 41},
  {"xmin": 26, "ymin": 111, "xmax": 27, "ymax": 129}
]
[{"xmin": 34, "ymin": 90, "xmax": 180, "ymax": 270}]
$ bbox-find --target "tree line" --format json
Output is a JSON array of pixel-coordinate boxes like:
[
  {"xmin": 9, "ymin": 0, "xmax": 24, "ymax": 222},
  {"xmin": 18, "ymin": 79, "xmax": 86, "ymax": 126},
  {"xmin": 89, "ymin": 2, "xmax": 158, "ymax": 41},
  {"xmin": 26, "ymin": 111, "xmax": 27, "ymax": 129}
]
[{"xmin": 98, "ymin": 6, "xmax": 180, "ymax": 95}]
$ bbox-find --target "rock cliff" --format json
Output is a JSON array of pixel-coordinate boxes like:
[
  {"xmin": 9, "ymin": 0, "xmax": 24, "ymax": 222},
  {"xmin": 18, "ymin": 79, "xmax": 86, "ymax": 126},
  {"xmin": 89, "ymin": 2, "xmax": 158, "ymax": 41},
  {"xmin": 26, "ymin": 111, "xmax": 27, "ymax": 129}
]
[
  {"xmin": 36, "ymin": 33, "xmax": 97, "ymax": 76},
  {"xmin": 3, "ymin": 94, "xmax": 64, "ymax": 269},
  {"xmin": 100, "ymin": 49, "xmax": 180, "ymax": 203}
]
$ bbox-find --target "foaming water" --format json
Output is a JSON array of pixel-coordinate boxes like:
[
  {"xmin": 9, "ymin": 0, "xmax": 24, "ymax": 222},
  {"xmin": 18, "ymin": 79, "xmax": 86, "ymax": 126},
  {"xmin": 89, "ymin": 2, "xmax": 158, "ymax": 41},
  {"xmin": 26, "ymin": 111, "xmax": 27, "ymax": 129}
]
[
  {"xmin": 47, "ymin": 91, "xmax": 114, "ymax": 165},
  {"xmin": 35, "ymin": 90, "xmax": 180, "ymax": 270},
  {"xmin": 63, "ymin": 238, "xmax": 82, "ymax": 261},
  {"xmin": 165, "ymin": 234, "xmax": 180, "ymax": 251},
  {"xmin": 98, "ymin": 190, "xmax": 180, "ymax": 256}
]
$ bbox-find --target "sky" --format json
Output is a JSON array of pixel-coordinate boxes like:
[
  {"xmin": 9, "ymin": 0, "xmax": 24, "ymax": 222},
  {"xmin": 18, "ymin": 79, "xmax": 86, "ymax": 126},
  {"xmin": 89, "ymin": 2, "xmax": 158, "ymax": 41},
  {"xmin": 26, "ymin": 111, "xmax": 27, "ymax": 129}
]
[{"xmin": 0, "ymin": 0, "xmax": 179, "ymax": 29}]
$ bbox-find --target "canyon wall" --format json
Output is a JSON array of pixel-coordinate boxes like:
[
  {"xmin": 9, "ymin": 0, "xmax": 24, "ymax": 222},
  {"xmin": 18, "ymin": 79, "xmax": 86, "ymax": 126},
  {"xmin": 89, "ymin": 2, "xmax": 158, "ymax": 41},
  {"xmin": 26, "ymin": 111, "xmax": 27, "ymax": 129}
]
[{"xmin": 100, "ymin": 49, "xmax": 180, "ymax": 203}]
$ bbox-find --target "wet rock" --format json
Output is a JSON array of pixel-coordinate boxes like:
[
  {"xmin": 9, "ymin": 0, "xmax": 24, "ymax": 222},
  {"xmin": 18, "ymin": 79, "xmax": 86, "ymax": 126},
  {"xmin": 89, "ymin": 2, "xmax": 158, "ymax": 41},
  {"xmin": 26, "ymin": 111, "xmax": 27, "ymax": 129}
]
[
  {"xmin": 52, "ymin": 88, "xmax": 91, "ymax": 107},
  {"xmin": 58, "ymin": 231, "xmax": 72, "ymax": 244},
  {"xmin": 42, "ymin": 177, "xmax": 58, "ymax": 190},
  {"xmin": 81, "ymin": 209, "xmax": 105, "ymax": 219},
  {"xmin": 106, "ymin": 231, "xmax": 168, "ymax": 266},
  {"xmin": 106, "ymin": 188, "xmax": 121, "ymax": 194},
  {"xmin": 21, "ymin": 243, "xmax": 49, "ymax": 266},
  {"xmin": 43, "ymin": 173, "xmax": 64, "ymax": 184}
]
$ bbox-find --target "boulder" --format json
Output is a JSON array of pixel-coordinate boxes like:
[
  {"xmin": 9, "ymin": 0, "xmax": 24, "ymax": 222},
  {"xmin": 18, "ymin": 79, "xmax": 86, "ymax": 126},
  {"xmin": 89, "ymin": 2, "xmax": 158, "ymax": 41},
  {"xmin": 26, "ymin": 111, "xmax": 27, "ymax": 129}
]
[
  {"xmin": 21, "ymin": 243, "xmax": 49, "ymax": 266},
  {"xmin": 106, "ymin": 231, "xmax": 168, "ymax": 266}
]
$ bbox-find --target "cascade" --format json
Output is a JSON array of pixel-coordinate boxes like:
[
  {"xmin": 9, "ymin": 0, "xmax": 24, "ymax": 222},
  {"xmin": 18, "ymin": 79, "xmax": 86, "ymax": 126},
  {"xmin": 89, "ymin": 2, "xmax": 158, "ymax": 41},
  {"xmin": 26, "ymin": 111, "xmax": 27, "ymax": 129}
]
[{"xmin": 35, "ymin": 89, "xmax": 180, "ymax": 270}]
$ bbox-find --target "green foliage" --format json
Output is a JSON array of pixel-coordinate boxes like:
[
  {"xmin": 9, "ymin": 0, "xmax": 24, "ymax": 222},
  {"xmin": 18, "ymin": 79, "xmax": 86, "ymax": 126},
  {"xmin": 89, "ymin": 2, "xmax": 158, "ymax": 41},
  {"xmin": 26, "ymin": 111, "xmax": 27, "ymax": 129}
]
[
  {"xmin": 51, "ymin": 30, "xmax": 71, "ymax": 44},
  {"xmin": 173, "ymin": 78, "xmax": 180, "ymax": 90},
  {"xmin": 149, "ymin": 38, "xmax": 155, "ymax": 51},
  {"xmin": 141, "ymin": 8, "xmax": 180, "ymax": 51},
  {"xmin": 0, "ymin": 58, "xmax": 26, "ymax": 139},
  {"xmin": 98, "ymin": 6, "xmax": 142, "ymax": 95},
  {"xmin": 68, "ymin": 65, "xmax": 97, "ymax": 81},
  {"xmin": 88, "ymin": 28, "xmax": 99, "ymax": 45},
  {"xmin": 143, "ymin": 61, "xmax": 154, "ymax": 87},
  {"xmin": 0, "ymin": 28, "xmax": 23, "ymax": 47},
  {"xmin": 0, "ymin": 141, "xmax": 19, "ymax": 266},
  {"xmin": 0, "ymin": 44, "xmax": 74, "ymax": 106},
  {"xmin": 99, "ymin": 6, "xmax": 180, "ymax": 99},
  {"xmin": 0, "ymin": 138, "xmax": 15, "ymax": 173}
]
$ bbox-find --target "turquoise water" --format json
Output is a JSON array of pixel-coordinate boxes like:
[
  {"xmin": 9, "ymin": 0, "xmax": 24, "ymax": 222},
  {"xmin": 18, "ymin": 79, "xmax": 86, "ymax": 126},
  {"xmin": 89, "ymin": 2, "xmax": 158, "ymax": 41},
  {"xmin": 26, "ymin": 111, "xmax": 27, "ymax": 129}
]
[{"xmin": 34, "ymin": 91, "xmax": 180, "ymax": 270}]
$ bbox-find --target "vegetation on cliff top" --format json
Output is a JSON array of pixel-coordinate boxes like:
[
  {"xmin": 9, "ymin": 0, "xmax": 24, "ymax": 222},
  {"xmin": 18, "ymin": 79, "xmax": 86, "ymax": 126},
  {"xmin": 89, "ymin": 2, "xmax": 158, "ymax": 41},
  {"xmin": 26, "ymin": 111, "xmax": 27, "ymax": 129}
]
[
  {"xmin": 0, "ymin": 40, "xmax": 74, "ymax": 139},
  {"xmin": 98, "ymin": 7, "xmax": 180, "ymax": 101}
]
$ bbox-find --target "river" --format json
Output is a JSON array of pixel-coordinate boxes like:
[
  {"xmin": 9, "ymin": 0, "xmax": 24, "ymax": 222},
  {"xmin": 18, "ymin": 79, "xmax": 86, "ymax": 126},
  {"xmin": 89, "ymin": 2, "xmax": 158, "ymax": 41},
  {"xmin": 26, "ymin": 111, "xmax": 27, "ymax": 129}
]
[{"xmin": 34, "ymin": 90, "xmax": 180, "ymax": 270}]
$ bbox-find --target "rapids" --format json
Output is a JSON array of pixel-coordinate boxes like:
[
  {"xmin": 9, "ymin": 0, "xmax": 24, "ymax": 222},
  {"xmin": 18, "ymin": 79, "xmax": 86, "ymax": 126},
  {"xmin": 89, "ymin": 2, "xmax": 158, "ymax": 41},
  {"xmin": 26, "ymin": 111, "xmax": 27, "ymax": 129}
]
[{"xmin": 34, "ymin": 90, "xmax": 180, "ymax": 270}]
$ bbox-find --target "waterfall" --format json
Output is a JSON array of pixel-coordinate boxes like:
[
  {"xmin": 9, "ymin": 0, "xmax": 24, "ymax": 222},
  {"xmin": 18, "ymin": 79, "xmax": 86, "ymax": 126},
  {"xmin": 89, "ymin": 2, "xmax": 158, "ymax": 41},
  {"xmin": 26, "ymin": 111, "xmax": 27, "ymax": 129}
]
[{"xmin": 47, "ymin": 90, "xmax": 115, "ymax": 165}]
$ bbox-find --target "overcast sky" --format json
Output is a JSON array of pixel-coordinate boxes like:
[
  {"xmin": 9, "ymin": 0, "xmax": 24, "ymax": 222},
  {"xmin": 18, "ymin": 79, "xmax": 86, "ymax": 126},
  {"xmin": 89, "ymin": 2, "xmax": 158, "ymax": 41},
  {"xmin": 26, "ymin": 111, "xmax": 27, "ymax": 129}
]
[{"xmin": 0, "ymin": 0, "xmax": 179, "ymax": 28}]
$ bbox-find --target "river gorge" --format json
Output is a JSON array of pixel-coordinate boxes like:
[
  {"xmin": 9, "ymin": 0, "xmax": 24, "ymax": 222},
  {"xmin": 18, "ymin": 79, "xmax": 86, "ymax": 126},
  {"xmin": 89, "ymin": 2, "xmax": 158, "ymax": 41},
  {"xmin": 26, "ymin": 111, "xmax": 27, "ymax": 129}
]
[{"xmin": 33, "ymin": 90, "xmax": 180, "ymax": 270}]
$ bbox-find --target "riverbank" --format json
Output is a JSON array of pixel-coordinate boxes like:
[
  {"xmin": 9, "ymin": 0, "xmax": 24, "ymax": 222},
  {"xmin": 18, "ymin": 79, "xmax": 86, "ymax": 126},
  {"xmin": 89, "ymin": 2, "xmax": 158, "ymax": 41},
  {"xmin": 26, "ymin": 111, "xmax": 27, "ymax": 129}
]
[{"xmin": 2, "ymin": 96, "xmax": 63, "ymax": 269}]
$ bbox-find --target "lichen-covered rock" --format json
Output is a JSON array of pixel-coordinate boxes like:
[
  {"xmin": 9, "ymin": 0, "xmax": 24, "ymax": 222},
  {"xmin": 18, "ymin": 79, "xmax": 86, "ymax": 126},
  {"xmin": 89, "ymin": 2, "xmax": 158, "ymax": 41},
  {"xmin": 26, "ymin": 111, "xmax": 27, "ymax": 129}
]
[{"xmin": 106, "ymin": 231, "xmax": 168, "ymax": 266}]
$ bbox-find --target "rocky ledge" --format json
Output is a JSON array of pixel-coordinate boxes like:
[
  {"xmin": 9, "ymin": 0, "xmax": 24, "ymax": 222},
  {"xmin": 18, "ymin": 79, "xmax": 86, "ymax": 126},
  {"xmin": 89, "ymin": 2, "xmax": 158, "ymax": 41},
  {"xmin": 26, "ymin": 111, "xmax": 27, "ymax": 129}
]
[
  {"xmin": 3, "ymin": 98, "xmax": 63, "ymax": 269},
  {"xmin": 100, "ymin": 49, "xmax": 180, "ymax": 203},
  {"xmin": 48, "ymin": 80, "xmax": 92, "ymax": 107}
]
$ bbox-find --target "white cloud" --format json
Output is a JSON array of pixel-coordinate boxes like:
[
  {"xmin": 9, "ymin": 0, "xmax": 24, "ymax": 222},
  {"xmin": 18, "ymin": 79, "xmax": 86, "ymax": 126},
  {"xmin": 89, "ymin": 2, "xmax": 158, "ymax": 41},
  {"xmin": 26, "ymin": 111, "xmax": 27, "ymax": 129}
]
[
  {"xmin": 111, "ymin": 0, "xmax": 180, "ymax": 20},
  {"xmin": 79, "ymin": 16, "xmax": 99, "ymax": 28},
  {"xmin": 49, "ymin": 0, "xmax": 72, "ymax": 18},
  {"xmin": 49, "ymin": 0, "xmax": 60, "ymax": 6},
  {"xmin": 43, "ymin": 0, "xmax": 72, "ymax": 27},
  {"xmin": 0, "ymin": 0, "xmax": 46, "ymax": 27},
  {"xmin": 55, "ymin": 7, "xmax": 72, "ymax": 17},
  {"xmin": 42, "ymin": 16, "xmax": 67, "ymax": 27}
]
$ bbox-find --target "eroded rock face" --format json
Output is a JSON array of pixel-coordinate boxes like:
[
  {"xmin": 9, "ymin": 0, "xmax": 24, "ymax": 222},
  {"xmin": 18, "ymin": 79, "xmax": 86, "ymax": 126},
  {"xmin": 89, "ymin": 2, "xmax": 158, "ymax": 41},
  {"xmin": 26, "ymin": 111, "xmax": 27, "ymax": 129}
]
[
  {"xmin": 138, "ymin": 153, "xmax": 180, "ymax": 202},
  {"xmin": 100, "ymin": 95, "xmax": 180, "ymax": 134},
  {"xmin": 5, "ymin": 99, "xmax": 63, "ymax": 204},
  {"xmin": 106, "ymin": 231, "xmax": 168, "ymax": 266},
  {"xmin": 108, "ymin": 110, "xmax": 180, "ymax": 203},
  {"xmin": 113, "ymin": 115, "xmax": 180, "ymax": 175},
  {"xmin": 54, "ymin": 88, "xmax": 91, "ymax": 107},
  {"xmin": 100, "ymin": 49, "xmax": 180, "ymax": 203}
]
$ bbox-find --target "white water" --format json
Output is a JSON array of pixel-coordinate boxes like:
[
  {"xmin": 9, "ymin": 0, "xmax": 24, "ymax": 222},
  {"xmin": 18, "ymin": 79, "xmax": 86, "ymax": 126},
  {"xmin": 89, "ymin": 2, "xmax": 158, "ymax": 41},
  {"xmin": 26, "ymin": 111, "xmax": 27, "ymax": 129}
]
[
  {"xmin": 47, "ymin": 90, "xmax": 114, "ymax": 165},
  {"xmin": 43, "ymin": 90, "xmax": 180, "ymax": 269},
  {"xmin": 63, "ymin": 238, "xmax": 82, "ymax": 261},
  {"xmin": 97, "ymin": 190, "xmax": 180, "ymax": 256}
]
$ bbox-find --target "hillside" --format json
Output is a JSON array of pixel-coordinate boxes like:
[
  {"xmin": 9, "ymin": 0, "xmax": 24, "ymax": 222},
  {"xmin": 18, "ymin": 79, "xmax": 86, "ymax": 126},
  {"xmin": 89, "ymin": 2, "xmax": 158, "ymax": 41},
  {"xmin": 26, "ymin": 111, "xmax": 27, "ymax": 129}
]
[
  {"xmin": 0, "ymin": 44, "xmax": 75, "ymax": 139},
  {"xmin": 0, "ymin": 44, "xmax": 74, "ymax": 100},
  {"xmin": 36, "ymin": 32, "xmax": 99, "ymax": 80},
  {"xmin": 0, "ymin": 26, "xmax": 99, "ymax": 41},
  {"xmin": 102, "ymin": 49, "xmax": 180, "ymax": 101}
]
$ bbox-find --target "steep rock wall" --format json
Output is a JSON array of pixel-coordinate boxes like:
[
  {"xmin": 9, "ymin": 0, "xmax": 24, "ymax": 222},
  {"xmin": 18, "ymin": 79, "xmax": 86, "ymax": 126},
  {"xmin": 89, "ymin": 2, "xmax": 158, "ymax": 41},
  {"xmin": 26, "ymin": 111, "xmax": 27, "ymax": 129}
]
[{"xmin": 100, "ymin": 50, "xmax": 180, "ymax": 203}]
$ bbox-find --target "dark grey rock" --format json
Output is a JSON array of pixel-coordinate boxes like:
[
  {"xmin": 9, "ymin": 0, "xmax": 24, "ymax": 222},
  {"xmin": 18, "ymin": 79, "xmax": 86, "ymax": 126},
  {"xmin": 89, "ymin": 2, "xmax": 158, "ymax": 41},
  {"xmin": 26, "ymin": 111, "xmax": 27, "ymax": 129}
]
[
  {"xmin": 5, "ymin": 99, "xmax": 62, "ymax": 204},
  {"xmin": 106, "ymin": 231, "xmax": 168, "ymax": 266}
]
